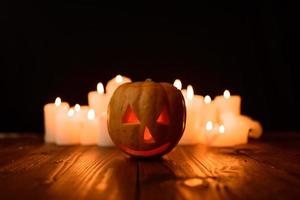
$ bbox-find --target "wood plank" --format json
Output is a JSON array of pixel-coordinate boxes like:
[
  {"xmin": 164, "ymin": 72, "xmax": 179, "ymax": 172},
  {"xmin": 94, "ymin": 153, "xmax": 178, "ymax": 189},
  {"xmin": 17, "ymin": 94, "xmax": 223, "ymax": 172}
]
[
  {"xmin": 0, "ymin": 134, "xmax": 44, "ymax": 167},
  {"xmin": 138, "ymin": 146, "xmax": 223, "ymax": 200},
  {"xmin": 44, "ymin": 146, "xmax": 137, "ymax": 200},
  {"xmin": 0, "ymin": 135, "xmax": 138, "ymax": 200},
  {"xmin": 237, "ymin": 133, "xmax": 300, "ymax": 179},
  {"xmin": 2, "ymin": 133, "xmax": 300, "ymax": 200},
  {"xmin": 138, "ymin": 136, "xmax": 300, "ymax": 200}
]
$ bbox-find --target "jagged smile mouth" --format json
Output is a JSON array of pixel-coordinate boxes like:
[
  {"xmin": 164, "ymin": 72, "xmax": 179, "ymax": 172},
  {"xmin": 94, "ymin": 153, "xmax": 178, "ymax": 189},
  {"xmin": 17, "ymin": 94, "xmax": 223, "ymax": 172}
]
[{"xmin": 118, "ymin": 143, "xmax": 170, "ymax": 157}]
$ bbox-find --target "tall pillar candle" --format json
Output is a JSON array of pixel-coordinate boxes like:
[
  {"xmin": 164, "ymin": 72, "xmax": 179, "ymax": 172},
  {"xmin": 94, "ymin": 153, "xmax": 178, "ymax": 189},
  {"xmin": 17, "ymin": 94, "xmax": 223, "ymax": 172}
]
[
  {"xmin": 88, "ymin": 82, "xmax": 108, "ymax": 115},
  {"xmin": 179, "ymin": 85, "xmax": 204, "ymax": 145},
  {"xmin": 196, "ymin": 95, "xmax": 218, "ymax": 145},
  {"xmin": 44, "ymin": 97, "xmax": 69, "ymax": 143},
  {"xmin": 98, "ymin": 112, "xmax": 114, "ymax": 146},
  {"xmin": 199, "ymin": 95, "xmax": 218, "ymax": 127}
]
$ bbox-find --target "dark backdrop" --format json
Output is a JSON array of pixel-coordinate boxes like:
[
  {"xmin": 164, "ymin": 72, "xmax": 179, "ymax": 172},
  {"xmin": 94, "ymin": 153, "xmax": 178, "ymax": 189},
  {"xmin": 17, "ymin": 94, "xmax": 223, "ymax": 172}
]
[{"xmin": 0, "ymin": 1, "xmax": 299, "ymax": 133}]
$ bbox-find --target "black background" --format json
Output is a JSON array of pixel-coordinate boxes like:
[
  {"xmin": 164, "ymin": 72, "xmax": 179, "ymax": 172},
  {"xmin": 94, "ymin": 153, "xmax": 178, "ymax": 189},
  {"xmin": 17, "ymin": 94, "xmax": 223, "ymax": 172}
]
[{"xmin": 0, "ymin": 1, "xmax": 299, "ymax": 133}]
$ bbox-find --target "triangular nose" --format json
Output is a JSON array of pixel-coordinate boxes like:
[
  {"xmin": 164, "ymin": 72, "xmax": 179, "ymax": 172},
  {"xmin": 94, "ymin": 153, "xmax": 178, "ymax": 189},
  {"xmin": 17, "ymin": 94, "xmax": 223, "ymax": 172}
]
[{"xmin": 143, "ymin": 126, "xmax": 155, "ymax": 144}]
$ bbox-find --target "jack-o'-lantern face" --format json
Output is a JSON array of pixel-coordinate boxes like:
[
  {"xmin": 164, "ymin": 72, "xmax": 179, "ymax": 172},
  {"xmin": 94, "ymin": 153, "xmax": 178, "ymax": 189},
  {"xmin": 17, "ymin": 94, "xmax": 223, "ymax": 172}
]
[{"xmin": 108, "ymin": 81, "xmax": 186, "ymax": 158}]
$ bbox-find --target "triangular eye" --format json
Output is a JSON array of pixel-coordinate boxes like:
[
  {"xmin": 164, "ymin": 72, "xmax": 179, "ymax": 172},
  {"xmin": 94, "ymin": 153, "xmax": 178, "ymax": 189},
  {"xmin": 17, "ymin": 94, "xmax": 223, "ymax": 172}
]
[
  {"xmin": 156, "ymin": 106, "xmax": 170, "ymax": 125},
  {"xmin": 123, "ymin": 105, "xmax": 140, "ymax": 124}
]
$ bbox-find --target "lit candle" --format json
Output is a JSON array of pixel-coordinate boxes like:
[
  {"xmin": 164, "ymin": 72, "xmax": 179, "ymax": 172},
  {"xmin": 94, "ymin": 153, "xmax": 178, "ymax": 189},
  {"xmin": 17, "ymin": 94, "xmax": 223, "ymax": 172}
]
[
  {"xmin": 179, "ymin": 84, "xmax": 204, "ymax": 145},
  {"xmin": 97, "ymin": 112, "xmax": 114, "ymax": 146},
  {"xmin": 74, "ymin": 103, "xmax": 81, "ymax": 112},
  {"xmin": 173, "ymin": 79, "xmax": 182, "ymax": 90},
  {"xmin": 44, "ymin": 97, "xmax": 69, "ymax": 143},
  {"xmin": 55, "ymin": 108, "xmax": 81, "ymax": 145},
  {"xmin": 55, "ymin": 104, "xmax": 89, "ymax": 145},
  {"xmin": 106, "ymin": 75, "xmax": 131, "ymax": 97},
  {"xmin": 202, "ymin": 114, "xmax": 249, "ymax": 147},
  {"xmin": 215, "ymin": 90, "xmax": 241, "ymax": 115},
  {"xmin": 199, "ymin": 95, "xmax": 218, "ymax": 127},
  {"xmin": 73, "ymin": 104, "xmax": 113, "ymax": 145},
  {"xmin": 218, "ymin": 113, "xmax": 249, "ymax": 146},
  {"xmin": 80, "ymin": 109, "xmax": 100, "ymax": 145},
  {"xmin": 197, "ymin": 120, "xmax": 217, "ymax": 145},
  {"xmin": 74, "ymin": 104, "xmax": 89, "ymax": 120},
  {"xmin": 88, "ymin": 82, "xmax": 108, "ymax": 115}
]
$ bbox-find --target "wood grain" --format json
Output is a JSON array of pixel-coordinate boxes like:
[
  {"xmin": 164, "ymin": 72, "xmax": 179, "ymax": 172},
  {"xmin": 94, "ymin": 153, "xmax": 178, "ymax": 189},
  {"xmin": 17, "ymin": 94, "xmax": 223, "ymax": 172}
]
[
  {"xmin": 138, "ymin": 132, "xmax": 300, "ymax": 200},
  {"xmin": 1, "ymin": 132, "xmax": 300, "ymax": 200},
  {"xmin": 0, "ymin": 135, "xmax": 137, "ymax": 200}
]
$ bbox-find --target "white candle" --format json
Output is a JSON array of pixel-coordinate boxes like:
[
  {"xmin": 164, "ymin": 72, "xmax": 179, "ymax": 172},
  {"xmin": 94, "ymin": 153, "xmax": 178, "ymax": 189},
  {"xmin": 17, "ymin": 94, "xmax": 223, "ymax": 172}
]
[
  {"xmin": 106, "ymin": 75, "xmax": 131, "ymax": 97},
  {"xmin": 199, "ymin": 95, "xmax": 218, "ymax": 127},
  {"xmin": 56, "ymin": 108, "xmax": 81, "ymax": 145},
  {"xmin": 74, "ymin": 104, "xmax": 89, "ymax": 120},
  {"xmin": 98, "ymin": 112, "xmax": 114, "ymax": 146},
  {"xmin": 88, "ymin": 82, "xmax": 108, "ymax": 115},
  {"xmin": 80, "ymin": 109, "xmax": 100, "ymax": 145},
  {"xmin": 44, "ymin": 97, "xmax": 69, "ymax": 143},
  {"xmin": 215, "ymin": 90, "xmax": 241, "ymax": 115},
  {"xmin": 179, "ymin": 84, "xmax": 204, "ymax": 145},
  {"xmin": 56, "ymin": 104, "xmax": 88, "ymax": 145},
  {"xmin": 201, "ymin": 113, "xmax": 249, "ymax": 147},
  {"xmin": 219, "ymin": 113, "xmax": 249, "ymax": 146},
  {"xmin": 239, "ymin": 115, "xmax": 263, "ymax": 139}
]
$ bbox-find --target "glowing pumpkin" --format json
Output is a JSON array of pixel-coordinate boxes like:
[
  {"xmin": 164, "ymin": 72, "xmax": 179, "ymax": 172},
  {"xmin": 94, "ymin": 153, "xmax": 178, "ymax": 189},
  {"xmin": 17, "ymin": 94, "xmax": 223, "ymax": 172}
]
[{"xmin": 107, "ymin": 80, "xmax": 186, "ymax": 158}]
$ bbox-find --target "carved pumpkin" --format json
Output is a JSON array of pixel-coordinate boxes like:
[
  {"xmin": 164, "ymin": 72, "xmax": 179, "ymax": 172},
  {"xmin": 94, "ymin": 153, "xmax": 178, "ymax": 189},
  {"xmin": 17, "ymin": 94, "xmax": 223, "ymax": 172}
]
[{"xmin": 107, "ymin": 80, "xmax": 186, "ymax": 158}]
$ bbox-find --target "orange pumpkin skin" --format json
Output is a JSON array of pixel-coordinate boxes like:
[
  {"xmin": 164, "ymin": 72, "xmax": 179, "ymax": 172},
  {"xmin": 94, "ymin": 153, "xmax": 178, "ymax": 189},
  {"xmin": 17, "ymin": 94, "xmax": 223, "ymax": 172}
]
[{"xmin": 107, "ymin": 81, "xmax": 186, "ymax": 158}]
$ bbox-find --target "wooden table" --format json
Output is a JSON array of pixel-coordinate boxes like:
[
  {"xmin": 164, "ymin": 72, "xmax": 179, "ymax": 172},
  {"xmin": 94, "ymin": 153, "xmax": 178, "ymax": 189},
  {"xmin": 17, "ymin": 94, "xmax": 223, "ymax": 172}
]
[{"xmin": 0, "ymin": 132, "xmax": 300, "ymax": 200}]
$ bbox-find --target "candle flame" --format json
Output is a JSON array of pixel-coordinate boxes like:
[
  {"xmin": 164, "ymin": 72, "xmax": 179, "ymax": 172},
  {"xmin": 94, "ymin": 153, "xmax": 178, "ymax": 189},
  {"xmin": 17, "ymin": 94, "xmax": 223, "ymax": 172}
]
[
  {"xmin": 224, "ymin": 90, "xmax": 230, "ymax": 99},
  {"xmin": 218, "ymin": 125, "xmax": 225, "ymax": 134},
  {"xmin": 206, "ymin": 121, "xmax": 213, "ymax": 131},
  {"xmin": 67, "ymin": 108, "xmax": 75, "ymax": 117},
  {"xmin": 187, "ymin": 85, "xmax": 194, "ymax": 100},
  {"xmin": 204, "ymin": 95, "xmax": 211, "ymax": 104},
  {"xmin": 173, "ymin": 79, "xmax": 182, "ymax": 90},
  {"xmin": 74, "ymin": 104, "xmax": 81, "ymax": 112},
  {"xmin": 55, "ymin": 97, "xmax": 61, "ymax": 106},
  {"xmin": 87, "ymin": 109, "xmax": 96, "ymax": 120},
  {"xmin": 97, "ymin": 82, "xmax": 104, "ymax": 94},
  {"xmin": 116, "ymin": 75, "xmax": 123, "ymax": 83}
]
